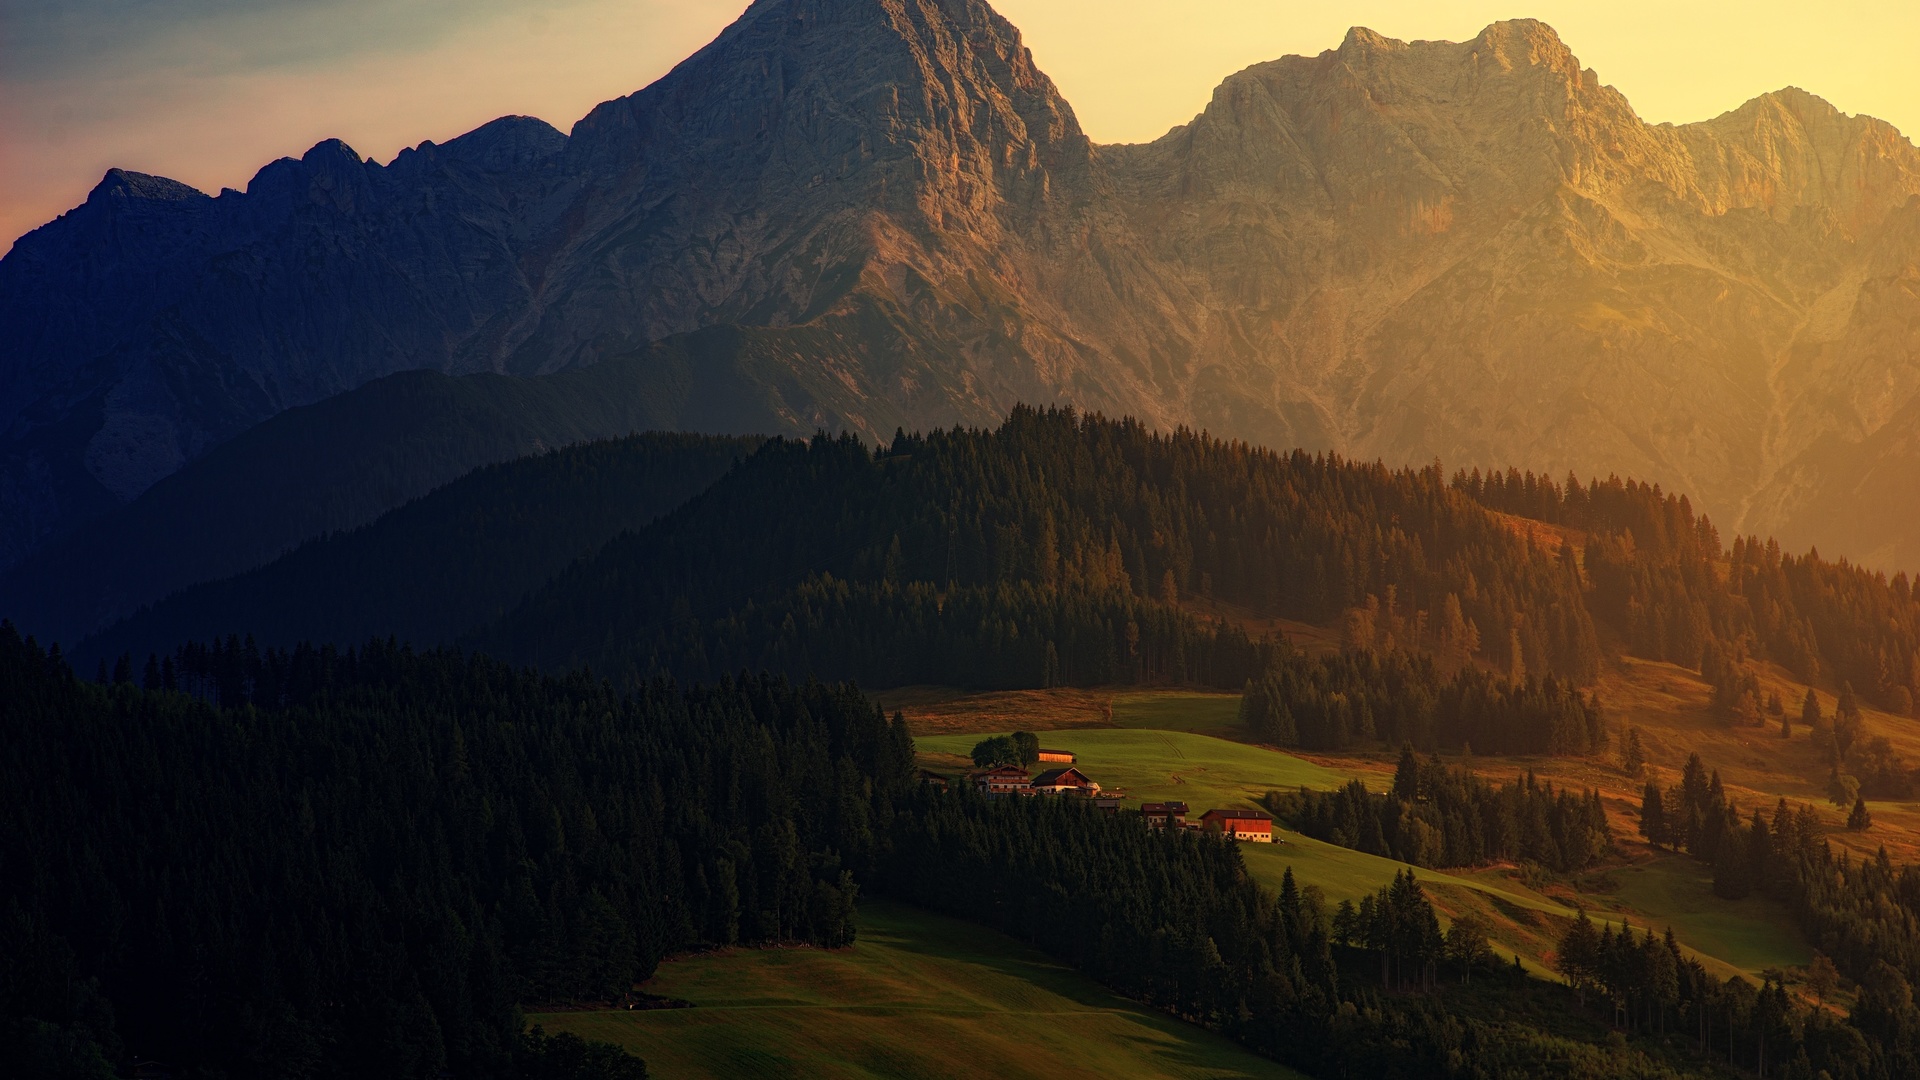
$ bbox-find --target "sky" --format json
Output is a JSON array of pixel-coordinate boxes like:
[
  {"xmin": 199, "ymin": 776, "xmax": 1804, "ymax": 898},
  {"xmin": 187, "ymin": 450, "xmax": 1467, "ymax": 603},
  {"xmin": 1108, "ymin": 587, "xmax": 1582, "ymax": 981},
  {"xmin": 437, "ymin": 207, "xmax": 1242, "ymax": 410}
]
[{"xmin": 5, "ymin": 0, "xmax": 1920, "ymax": 253}]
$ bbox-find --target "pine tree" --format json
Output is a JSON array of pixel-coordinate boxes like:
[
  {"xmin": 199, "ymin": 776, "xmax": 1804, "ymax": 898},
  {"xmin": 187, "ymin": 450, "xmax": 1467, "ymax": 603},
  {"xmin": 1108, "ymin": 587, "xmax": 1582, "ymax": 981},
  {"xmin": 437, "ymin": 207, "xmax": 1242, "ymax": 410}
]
[
  {"xmin": 1801, "ymin": 689, "xmax": 1824, "ymax": 737},
  {"xmin": 1392, "ymin": 745, "xmax": 1421, "ymax": 801},
  {"xmin": 1848, "ymin": 795, "xmax": 1873, "ymax": 831},
  {"xmin": 1639, "ymin": 780, "xmax": 1668, "ymax": 849},
  {"xmin": 1836, "ymin": 684, "xmax": 1863, "ymax": 757},
  {"xmin": 1622, "ymin": 726, "xmax": 1646, "ymax": 776}
]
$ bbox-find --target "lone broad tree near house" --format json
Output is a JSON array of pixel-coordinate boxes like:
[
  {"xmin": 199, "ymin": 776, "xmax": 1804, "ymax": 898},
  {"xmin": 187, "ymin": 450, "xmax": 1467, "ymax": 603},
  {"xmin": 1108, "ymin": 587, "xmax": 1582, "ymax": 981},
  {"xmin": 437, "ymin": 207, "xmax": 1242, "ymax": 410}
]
[{"xmin": 971, "ymin": 735, "xmax": 1017, "ymax": 767}]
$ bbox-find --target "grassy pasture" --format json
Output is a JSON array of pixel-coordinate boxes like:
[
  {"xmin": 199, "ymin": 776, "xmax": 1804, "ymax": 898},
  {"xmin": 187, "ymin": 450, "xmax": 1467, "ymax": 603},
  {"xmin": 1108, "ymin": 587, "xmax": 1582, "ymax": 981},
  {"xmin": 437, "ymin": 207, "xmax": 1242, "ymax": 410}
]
[
  {"xmin": 1601, "ymin": 856, "xmax": 1812, "ymax": 973},
  {"xmin": 918, "ymin": 700, "xmax": 1820, "ymax": 983},
  {"xmin": 1111, "ymin": 690, "xmax": 1245, "ymax": 734},
  {"xmin": 915, "ymin": 727, "xmax": 1605, "ymax": 974},
  {"xmin": 914, "ymin": 727, "xmax": 1349, "ymax": 814},
  {"xmin": 530, "ymin": 900, "xmax": 1303, "ymax": 1080}
]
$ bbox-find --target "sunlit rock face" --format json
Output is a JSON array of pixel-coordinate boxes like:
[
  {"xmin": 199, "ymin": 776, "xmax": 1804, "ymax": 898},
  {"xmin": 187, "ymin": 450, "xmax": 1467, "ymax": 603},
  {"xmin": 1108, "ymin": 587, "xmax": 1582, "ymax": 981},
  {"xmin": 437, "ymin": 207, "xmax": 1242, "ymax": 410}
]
[{"xmin": 8, "ymin": 0, "xmax": 1920, "ymax": 570}]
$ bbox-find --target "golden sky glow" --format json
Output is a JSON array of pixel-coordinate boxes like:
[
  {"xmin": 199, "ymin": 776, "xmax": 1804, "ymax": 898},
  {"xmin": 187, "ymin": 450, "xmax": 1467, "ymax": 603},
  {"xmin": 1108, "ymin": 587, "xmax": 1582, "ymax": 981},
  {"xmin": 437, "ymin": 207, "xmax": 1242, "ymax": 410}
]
[{"xmin": 6, "ymin": 0, "xmax": 1920, "ymax": 251}]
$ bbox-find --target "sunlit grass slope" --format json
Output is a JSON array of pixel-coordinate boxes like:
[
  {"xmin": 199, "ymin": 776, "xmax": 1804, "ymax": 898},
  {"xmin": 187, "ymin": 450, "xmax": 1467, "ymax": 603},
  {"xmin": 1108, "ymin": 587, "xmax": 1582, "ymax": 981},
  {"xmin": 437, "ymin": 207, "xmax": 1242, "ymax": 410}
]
[
  {"xmin": 1111, "ymin": 690, "xmax": 1244, "ymax": 734},
  {"xmin": 917, "ymin": 691, "xmax": 1819, "ymax": 983},
  {"xmin": 915, "ymin": 727, "xmax": 1345, "ymax": 811},
  {"xmin": 916, "ymin": 727, "xmax": 1599, "ymax": 975},
  {"xmin": 530, "ymin": 900, "xmax": 1303, "ymax": 1080}
]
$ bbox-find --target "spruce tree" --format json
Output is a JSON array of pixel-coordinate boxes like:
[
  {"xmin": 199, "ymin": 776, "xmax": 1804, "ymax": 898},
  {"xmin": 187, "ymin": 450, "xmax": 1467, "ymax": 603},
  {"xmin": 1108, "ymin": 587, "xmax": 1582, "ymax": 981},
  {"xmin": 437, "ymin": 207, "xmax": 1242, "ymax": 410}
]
[
  {"xmin": 1392, "ymin": 744, "xmax": 1421, "ymax": 801},
  {"xmin": 1848, "ymin": 795, "xmax": 1873, "ymax": 831},
  {"xmin": 1801, "ymin": 689, "xmax": 1823, "ymax": 737},
  {"xmin": 1622, "ymin": 726, "xmax": 1646, "ymax": 776},
  {"xmin": 1639, "ymin": 780, "xmax": 1667, "ymax": 849}
]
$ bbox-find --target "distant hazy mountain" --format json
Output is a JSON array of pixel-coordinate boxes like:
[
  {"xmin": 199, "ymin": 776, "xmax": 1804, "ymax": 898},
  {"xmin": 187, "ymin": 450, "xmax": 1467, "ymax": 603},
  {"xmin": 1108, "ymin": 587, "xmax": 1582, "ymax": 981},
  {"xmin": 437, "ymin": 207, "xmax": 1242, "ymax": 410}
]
[
  {"xmin": 9, "ymin": 0, "xmax": 1920, "ymax": 574},
  {"xmin": 0, "ymin": 342, "xmax": 797, "ymax": 648},
  {"xmin": 76, "ymin": 432, "xmax": 758, "ymax": 665}
]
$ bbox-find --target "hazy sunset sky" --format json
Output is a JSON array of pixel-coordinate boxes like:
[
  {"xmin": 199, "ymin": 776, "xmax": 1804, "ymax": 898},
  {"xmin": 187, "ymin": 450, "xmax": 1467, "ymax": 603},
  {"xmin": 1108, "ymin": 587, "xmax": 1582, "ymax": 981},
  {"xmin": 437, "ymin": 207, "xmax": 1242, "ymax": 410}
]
[{"xmin": 5, "ymin": 0, "xmax": 1920, "ymax": 252}]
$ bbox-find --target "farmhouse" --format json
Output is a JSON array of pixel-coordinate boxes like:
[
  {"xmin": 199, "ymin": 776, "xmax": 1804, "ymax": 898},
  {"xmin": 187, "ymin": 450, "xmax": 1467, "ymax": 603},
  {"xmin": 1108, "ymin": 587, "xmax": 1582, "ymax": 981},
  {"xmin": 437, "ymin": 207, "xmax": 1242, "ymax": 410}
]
[
  {"xmin": 1199, "ymin": 808, "xmax": 1274, "ymax": 842},
  {"xmin": 1030, "ymin": 766, "xmax": 1100, "ymax": 794},
  {"xmin": 1036, "ymin": 748, "xmax": 1076, "ymax": 763},
  {"xmin": 969, "ymin": 763, "xmax": 1032, "ymax": 795},
  {"xmin": 1139, "ymin": 801, "xmax": 1189, "ymax": 828}
]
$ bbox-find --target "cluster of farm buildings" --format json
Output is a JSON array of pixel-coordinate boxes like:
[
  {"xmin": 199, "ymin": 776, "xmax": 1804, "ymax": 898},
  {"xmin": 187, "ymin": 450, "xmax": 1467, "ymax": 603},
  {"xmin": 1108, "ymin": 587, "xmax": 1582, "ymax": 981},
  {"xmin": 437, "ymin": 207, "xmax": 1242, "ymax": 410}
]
[{"xmin": 941, "ymin": 748, "xmax": 1276, "ymax": 842}]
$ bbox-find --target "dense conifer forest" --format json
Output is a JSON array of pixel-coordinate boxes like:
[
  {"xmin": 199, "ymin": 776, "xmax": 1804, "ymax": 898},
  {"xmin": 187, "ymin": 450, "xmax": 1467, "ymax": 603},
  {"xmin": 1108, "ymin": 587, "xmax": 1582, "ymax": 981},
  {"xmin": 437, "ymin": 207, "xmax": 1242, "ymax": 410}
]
[
  {"xmin": 1271, "ymin": 748, "xmax": 1614, "ymax": 872},
  {"xmin": 0, "ymin": 625, "xmax": 910, "ymax": 1077},
  {"xmin": 74, "ymin": 410, "xmax": 1920, "ymax": 751},
  {"xmin": 1458, "ymin": 468, "xmax": 1920, "ymax": 714},
  {"xmin": 1637, "ymin": 751, "xmax": 1920, "ymax": 1062},
  {"xmin": 483, "ymin": 408, "xmax": 1605, "ymax": 687},
  {"xmin": 1238, "ymin": 645, "xmax": 1607, "ymax": 754}
]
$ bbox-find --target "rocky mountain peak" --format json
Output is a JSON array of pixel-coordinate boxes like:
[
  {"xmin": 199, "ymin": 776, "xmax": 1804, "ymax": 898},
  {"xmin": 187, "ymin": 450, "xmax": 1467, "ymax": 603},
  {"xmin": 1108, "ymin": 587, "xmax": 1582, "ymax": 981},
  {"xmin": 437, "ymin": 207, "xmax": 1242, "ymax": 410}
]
[
  {"xmin": 88, "ymin": 170, "xmax": 209, "ymax": 206},
  {"xmin": 565, "ymin": 0, "xmax": 1091, "ymax": 210},
  {"xmin": 1678, "ymin": 85, "xmax": 1920, "ymax": 226},
  {"xmin": 1466, "ymin": 18, "xmax": 1576, "ymax": 69},
  {"xmin": 433, "ymin": 115, "xmax": 568, "ymax": 172}
]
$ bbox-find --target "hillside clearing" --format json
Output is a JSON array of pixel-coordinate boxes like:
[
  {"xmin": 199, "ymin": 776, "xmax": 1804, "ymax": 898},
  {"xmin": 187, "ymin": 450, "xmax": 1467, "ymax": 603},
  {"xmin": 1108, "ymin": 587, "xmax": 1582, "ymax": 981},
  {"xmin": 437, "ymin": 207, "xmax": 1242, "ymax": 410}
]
[{"xmin": 530, "ymin": 900, "xmax": 1303, "ymax": 1080}]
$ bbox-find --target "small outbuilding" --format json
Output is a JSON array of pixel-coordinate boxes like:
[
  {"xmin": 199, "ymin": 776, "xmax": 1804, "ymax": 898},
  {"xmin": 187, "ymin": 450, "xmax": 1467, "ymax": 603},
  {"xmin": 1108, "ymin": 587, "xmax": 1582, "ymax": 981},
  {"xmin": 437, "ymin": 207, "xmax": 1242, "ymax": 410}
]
[{"xmin": 1036, "ymin": 748, "xmax": 1076, "ymax": 763}]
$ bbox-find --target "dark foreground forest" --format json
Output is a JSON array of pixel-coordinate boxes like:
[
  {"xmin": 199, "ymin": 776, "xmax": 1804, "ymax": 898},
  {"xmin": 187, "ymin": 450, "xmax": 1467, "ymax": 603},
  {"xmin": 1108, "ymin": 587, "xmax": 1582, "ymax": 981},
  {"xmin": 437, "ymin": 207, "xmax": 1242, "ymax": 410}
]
[{"xmin": 13, "ymin": 626, "xmax": 1920, "ymax": 1079}]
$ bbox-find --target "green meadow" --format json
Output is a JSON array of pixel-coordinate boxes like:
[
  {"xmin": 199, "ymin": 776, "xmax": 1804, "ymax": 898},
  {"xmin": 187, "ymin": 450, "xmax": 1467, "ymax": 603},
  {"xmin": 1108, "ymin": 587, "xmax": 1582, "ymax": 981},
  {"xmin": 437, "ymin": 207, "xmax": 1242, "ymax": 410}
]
[
  {"xmin": 914, "ymin": 726, "xmax": 1348, "ymax": 814},
  {"xmin": 530, "ymin": 900, "xmax": 1303, "ymax": 1080},
  {"xmin": 1601, "ymin": 855, "xmax": 1813, "ymax": 976},
  {"xmin": 1110, "ymin": 689, "xmax": 1246, "ymax": 735},
  {"xmin": 916, "ymin": 720, "xmax": 1814, "ymax": 981}
]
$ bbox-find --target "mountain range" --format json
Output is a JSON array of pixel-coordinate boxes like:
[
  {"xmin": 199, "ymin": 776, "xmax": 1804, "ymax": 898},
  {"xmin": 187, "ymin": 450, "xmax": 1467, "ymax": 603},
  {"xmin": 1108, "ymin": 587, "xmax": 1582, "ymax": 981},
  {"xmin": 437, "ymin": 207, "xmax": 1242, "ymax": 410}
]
[{"xmin": 9, "ymin": 0, "xmax": 1920, "ymax": 634}]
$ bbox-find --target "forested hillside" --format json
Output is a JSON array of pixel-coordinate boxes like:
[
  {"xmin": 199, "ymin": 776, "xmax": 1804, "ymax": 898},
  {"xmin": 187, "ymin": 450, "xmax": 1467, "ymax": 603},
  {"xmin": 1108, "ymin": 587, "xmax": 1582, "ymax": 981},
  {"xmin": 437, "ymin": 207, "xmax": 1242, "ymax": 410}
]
[
  {"xmin": 73, "ymin": 408, "xmax": 1920, "ymax": 776},
  {"xmin": 79, "ymin": 433, "xmax": 760, "ymax": 662},
  {"xmin": 1459, "ymin": 467, "xmax": 1920, "ymax": 714},
  {"xmin": 484, "ymin": 407, "xmax": 1603, "ymax": 687}
]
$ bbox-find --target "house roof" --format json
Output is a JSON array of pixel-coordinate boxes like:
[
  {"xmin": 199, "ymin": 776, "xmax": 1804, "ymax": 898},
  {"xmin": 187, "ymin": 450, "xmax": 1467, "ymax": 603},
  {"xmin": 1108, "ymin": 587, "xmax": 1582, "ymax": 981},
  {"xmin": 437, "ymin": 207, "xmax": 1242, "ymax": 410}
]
[
  {"xmin": 1038, "ymin": 748, "xmax": 1073, "ymax": 756},
  {"xmin": 970, "ymin": 763, "xmax": 1029, "ymax": 778},
  {"xmin": 1031, "ymin": 767, "xmax": 1093, "ymax": 786}
]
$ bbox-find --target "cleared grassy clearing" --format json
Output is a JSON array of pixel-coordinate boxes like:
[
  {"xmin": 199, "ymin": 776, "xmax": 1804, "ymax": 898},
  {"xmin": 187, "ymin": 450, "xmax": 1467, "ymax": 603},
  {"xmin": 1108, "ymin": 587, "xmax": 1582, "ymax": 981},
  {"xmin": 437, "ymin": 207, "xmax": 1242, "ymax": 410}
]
[
  {"xmin": 530, "ymin": 900, "xmax": 1303, "ymax": 1080},
  {"xmin": 914, "ymin": 727, "xmax": 1349, "ymax": 813},
  {"xmin": 917, "ymin": 727, "xmax": 1608, "ymax": 975},
  {"xmin": 1111, "ymin": 690, "xmax": 1244, "ymax": 734},
  {"xmin": 901, "ymin": 640, "xmax": 1867, "ymax": 985},
  {"xmin": 1601, "ymin": 856, "xmax": 1812, "ymax": 973}
]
